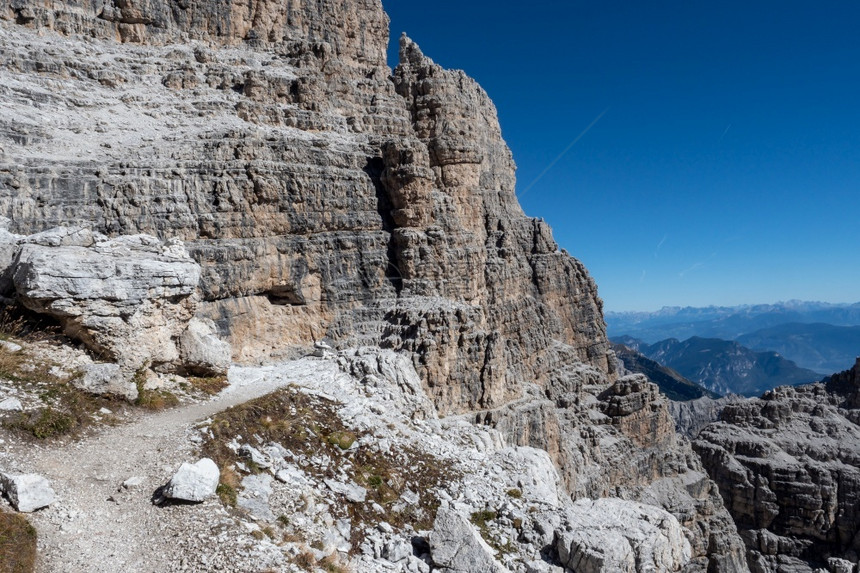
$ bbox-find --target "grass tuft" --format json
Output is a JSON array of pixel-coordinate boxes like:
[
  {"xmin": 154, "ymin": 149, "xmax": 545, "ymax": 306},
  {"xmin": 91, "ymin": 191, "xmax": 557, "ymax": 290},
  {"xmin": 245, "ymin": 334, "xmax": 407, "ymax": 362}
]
[
  {"xmin": 0, "ymin": 511, "xmax": 37, "ymax": 573},
  {"xmin": 133, "ymin": 370, "xmax": 179, "ymax": 411},
  {"xmin": 188, "ymin": 375, "xmax": 229, "ymax": 396}
]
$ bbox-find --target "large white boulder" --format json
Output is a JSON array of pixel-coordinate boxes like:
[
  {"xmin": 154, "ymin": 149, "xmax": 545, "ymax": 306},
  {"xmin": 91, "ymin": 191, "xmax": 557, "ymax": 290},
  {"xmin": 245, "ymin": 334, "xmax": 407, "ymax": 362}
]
[
  {"xmin": 555, "ymin": 498, "xmax": 692, "ymax": 573},
  {"xmin": 12, "ymin": 231, "xmax": 201, "ymax": 373},
  {"xmin": 0, "ymin": 472, "xmax": 57, "ymax": 512},
  {"xmin": 178, "ymin": 317, "xmax": 231, "ymax": 376},
  {"xmin": 163, "ymin": 458, "xmax": 220, "ymax": 502},
  {"xmin": 429, "ymin": 506, "xmax": 507, "ymax": 573}
]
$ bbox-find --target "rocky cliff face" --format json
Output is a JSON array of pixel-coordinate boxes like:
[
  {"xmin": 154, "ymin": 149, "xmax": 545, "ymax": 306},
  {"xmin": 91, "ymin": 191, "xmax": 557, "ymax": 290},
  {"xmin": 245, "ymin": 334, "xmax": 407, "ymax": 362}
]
[
  {"xmin": 694, "ymin": 358, "xmax": 860, "ymax": 572},
  {"xmin": 0, "ymin": 0, "xmax": 611, "ymax": 416},
  {"xmin": 0, "ymin": 1, "xmax": 753, "ymax": 571}
]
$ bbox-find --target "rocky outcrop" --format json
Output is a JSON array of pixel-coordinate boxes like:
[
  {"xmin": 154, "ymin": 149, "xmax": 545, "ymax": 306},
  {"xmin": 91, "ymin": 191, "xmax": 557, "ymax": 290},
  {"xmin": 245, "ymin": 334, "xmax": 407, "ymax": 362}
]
[
  {"xmin": 694, "ymin": 359, "xmax": 860, "ymax": 572},
  {"xmin": 670, "ymin": 395, "xmax": 746, "ymax": 439},
  {"xmin": 555, "ymin": 498, "xmax": 692, "ymax": 573},
  {"xmin": 0, "ymin": 0, "xmax": 611, "ymax": 417},
  {"xmin": 484, "ymin": 372, "xmax": 749, "ymax": 571},
  {"xmin": 0, "ymin": 224, "xmax": 230, "ymax": 383}
]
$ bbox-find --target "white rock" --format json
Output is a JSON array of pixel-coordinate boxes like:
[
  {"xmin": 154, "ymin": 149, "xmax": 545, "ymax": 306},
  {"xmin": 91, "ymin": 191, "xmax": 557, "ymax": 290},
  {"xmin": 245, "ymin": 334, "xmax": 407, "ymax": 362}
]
[
  {"xmin": 324, "ymin": 478, "xmax": 366, "ymax": 503},
  {"xmin": 0, "ymin": 397, "xmax": 23, "ymax": 411},
  {"xmin": 239, "ymin": 444, "xmax": 271, "ymax": 469},
  {"xmin": 0, "ymin": 472, "xmax": 57, "ymax": 512},
  {"xmin": 164, "ymin": 458, "xmax": 220, "ymax": 502},
  {"xmin": 12, "ymin": 233, "xmax": 201, "ymax": 374},
  {"xmin": 0, "ymin": 340, "xmax": 22, "ymax": 353},
  {"xmin": 383, "ymin": 538, "xmax": 412, "ymax": 563},
  {"xmin": 555, "ymin": 498, "xmax": 692, "ymax": 573},
  {"xmin": 122, "ymin": 476, "xmax": 145, "ymax": 489},
  {"xmin": 238, "ymin": 474, "xmax": 273, "ymax": 520},
  {"xmin": 179, "ymin": 317, "xmax": 231, "ymax": 376},
  {"xmin": 75, "ymin": 363, "xmax": 136, "ymax": 401},
  {"xmin": 429, "ymin": 506, "xmax": 507, "ymax": 573}
]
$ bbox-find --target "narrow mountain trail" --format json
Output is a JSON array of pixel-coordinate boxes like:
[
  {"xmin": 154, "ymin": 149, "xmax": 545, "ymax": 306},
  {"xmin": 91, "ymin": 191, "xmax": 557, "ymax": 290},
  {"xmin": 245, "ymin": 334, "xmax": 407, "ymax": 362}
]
[{"xmin": 11, "ymin": 366, "xmax": 299, "ymax": 573}]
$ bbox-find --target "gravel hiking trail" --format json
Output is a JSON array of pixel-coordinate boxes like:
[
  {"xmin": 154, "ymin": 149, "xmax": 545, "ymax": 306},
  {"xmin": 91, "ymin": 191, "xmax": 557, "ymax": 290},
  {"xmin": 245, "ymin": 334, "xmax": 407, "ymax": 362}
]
[{"xmin": 10, "ymin": 367, "xmax": 297, "ymax": 573}]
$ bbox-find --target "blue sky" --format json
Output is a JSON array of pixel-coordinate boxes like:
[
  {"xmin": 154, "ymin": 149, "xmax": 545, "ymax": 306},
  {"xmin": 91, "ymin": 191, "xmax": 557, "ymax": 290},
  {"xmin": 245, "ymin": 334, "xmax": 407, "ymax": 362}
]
[{"xmin": 383, "ymin": 1, "xmax": 860, "ymax": 311}]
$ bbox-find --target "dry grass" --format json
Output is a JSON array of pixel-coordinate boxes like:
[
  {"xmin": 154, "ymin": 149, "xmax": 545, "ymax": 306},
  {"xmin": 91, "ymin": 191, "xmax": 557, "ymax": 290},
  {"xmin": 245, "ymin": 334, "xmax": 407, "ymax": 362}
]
[
  {"xmin": 0, "ymin": 511, "xmax": 37, "ymax": 573},
  {"xmin": 133, "ymin": 369, "xmax": 179, "ymax": 411},
  {"xmin": 0, "ymin": 342, "xmax": 119, "ymax": 440},
  {"xmin": 201, "ymin": 387, "xmax": 455, "ymax": 551},
  {"xmin": 188, "ymin": 375, "xmax": 229, "ymax": 396}
]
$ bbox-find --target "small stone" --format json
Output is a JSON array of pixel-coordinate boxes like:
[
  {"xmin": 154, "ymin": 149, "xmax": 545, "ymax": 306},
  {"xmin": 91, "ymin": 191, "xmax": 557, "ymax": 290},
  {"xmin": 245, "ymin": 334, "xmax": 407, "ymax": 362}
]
[
  {"xmin": 0, "ymin": 397, "xmax": 23, "ymax": 411},
  {"xmin": 324, "ymin": 479, "xmax": 366, "ymax": 503},
  {"xmin": 122, "ymin": 476, "xmax": 145, "ymax": 490},
  {"xmin": 0, "ymin": 340, "xmax": 22, "ymax": 353}
]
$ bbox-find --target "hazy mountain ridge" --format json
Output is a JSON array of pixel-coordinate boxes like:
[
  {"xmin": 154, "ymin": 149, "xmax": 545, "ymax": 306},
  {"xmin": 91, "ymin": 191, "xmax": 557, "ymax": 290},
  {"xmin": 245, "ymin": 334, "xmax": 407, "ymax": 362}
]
[
  {"xmin": 611, "ymin": 342, "xmax": 719, "ymax": 401},
  {"xmin": 737, "ymin": 323, "xmax": 860, "ymax": 374},
  {"xmin": 608, "ymin": 301, "xmax": 860, "ymax": 375},
  {"xmin": 614, "ymin": 335, "xmax": 822, "ymax": 396}
]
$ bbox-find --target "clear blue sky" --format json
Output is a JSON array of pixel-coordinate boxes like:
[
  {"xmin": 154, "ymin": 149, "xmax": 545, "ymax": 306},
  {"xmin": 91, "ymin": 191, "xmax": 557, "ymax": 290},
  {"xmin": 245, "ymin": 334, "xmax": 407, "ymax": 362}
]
[{"xmin": 383, "ymin": 1, "xmax": 860, "ymax": 312}]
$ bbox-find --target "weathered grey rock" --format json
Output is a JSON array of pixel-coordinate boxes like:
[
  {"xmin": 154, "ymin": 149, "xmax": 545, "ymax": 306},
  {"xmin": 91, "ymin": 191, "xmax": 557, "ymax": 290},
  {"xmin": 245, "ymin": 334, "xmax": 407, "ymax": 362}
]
[
  {"xmin": 429, "ymin": 506, "xmax": 507, "ymax": 573},
  {"xmin": 669, "ymin": 394, "xmax": 745, "ymax": 438},
  {"xmin": 695, "ymin": 359, "xmax": 860, "ymax": 572},
  {"xmin": 324, "ymin": 479, "xmax": 367, "ymax": 503},
  {"xmin": 555, "ymin": 498, "xmax": 692, "ymax": 573},
  {"xmin": 13, "ymin": 233, "xmax": 201, "ymax": 374},
  {"xmin": 163, "ymin": 458, "xmax": 219, "ymax": 502},
  {"xmin": 0, "ymin": 472, "xmax": 57, "ymax": 512},
  {"xmin": 178, "ymin": 317, "xmax": 231, "ymax": 376},
  {"xmin": 121, "ymin": 476, "xmax": 145, "ymax": 490},
  {"xmin": 0, "ymin": 397, "xmax": 22, "ymax": 411},
  {"xmin": 238, "ymin": 444, "xmax": 271, "ymax": 470},
  {"xmin": 237, "ymin": 474, "xmax": 273, "ymax": 521},
  {"xmin": 76, "ymin": 362, "xmax": 137, "ymax": 401}
]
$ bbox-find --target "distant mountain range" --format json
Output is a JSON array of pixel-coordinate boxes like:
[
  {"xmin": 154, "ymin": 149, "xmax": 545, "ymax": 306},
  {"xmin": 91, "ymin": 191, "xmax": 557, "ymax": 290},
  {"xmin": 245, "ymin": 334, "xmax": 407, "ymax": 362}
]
[
  {"xmin": 611, "ymin": 343, "xmax": 719, "ymax": 401},
  {"xmin": 607, "ymin": 301, "xmax": 860, "ymax": 374},
  {"xmin": 613, "ymin": 335, "xmax": 822, "ymax": 396}
]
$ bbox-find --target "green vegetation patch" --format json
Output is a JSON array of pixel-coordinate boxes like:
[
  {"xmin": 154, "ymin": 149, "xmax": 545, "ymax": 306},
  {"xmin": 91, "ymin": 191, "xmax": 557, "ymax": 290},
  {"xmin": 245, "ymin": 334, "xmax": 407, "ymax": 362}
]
[
  {"xmin": 1, "ymin": 344, "xmax": 119, "ymax": 440},
  {"xmin": 188, "ymin": 375, "xmax": 229, "ymax": 396},
  {"xmin": 201, "ymin": 386, "xmax": 456, "ymax": 550}
]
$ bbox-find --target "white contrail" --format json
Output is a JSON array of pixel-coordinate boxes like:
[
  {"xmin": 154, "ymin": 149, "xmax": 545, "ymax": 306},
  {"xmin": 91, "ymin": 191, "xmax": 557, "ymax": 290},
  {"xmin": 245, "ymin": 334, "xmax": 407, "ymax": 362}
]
[{"xmin": 518, "ymin": 108, "xmax": 610, "ymax": 198}]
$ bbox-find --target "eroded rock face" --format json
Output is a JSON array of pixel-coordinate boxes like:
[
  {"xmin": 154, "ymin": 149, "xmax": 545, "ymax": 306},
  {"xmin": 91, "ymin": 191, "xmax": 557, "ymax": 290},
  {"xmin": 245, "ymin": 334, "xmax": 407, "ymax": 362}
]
[
  {"xmin": 694, "ymin": 359, "xmax": 860, "ymax": 572},
  {"xmin": 0, "ymin": 2, "xmax": 754, "ymax": 569},
  {"xmin": 555, "ymin": 498, "xmax": 692, "ymax": 573},
  {"xmin": 485, "ymin": 371, "xmax": 749, "ymax": 571},
  {"xmin": 0, "ymin": 2, "xmax": 612, "ymax": 416}
]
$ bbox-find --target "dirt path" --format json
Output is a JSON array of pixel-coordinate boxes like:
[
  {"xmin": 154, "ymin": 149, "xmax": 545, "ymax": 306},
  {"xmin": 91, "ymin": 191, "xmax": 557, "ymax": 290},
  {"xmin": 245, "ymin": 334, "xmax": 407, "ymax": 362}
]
[{"xmin": 14, "ymin": 366, "xmax": 296, "ymax": 573}]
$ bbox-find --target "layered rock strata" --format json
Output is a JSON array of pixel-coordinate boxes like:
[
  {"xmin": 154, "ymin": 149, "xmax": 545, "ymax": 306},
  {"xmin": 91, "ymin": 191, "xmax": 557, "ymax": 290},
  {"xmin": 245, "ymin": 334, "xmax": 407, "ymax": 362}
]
[
  {"xmin": 0, "ymin": 1, "xmax": 754, "ymax": 570},
  {"xmin": 0, "ymin": 0, "xmax": 610, "ymax": 416},
  {"xmin": 0, "ymin": 223, "xmax": 229, "ymax": 384},
  {"xmin": 694, "ymin": 359, "xmax": 860, "ymax": 572}
]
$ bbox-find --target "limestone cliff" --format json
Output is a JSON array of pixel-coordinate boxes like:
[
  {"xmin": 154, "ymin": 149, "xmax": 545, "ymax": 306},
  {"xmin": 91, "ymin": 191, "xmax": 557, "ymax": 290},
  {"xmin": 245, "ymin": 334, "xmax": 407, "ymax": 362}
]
[
  {"xmin": 0, "ymin": 0, "xmax": 610, "ymax": 416},
  {"xmin": 0, "ymin": 1, "xmax": 752, "ymax": 571}
]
